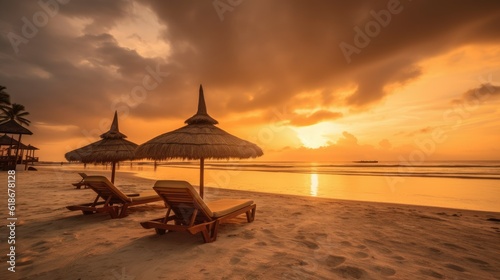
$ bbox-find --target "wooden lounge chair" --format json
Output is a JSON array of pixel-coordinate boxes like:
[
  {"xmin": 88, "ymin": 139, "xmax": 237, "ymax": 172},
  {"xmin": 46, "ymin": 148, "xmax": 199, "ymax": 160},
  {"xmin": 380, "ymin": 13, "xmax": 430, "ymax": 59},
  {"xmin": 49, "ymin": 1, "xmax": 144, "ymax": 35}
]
[
  {"xmin": 140, "ymin": 180, "xmax": 256, "ymax": 243},
  {"xmin": 72, "ymin": 172, "xmax": 89, "ymax": 189},
  {"xmin": 67, "ymin": 175, "xmax": 162, "ymax": 218}
]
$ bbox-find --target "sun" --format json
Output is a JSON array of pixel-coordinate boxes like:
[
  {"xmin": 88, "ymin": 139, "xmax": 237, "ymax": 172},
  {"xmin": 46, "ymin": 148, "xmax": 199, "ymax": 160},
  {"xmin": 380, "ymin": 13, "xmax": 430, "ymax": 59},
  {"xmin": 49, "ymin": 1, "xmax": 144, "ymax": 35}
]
[{"xmin": 293, "ymin": 122, "xmax": 336, "ymax": 149}]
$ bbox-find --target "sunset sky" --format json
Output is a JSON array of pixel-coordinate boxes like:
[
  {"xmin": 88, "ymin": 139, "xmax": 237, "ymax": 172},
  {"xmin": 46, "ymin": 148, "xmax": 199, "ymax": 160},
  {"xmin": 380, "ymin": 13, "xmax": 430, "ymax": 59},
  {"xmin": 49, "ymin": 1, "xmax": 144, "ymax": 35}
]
[{"xmin": 1, "ymin": 0, "xmax": 499, "ymax": 162}]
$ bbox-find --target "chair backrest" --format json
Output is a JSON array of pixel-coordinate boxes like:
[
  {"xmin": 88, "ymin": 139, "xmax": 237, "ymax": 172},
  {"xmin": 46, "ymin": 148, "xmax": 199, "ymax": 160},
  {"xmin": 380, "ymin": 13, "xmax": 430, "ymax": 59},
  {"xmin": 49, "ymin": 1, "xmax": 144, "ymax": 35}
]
[
  {"xmin": 83, "ymin": 176, "xmax": 131, "ymax": 203},
  {"xmin": 78, "ymin": 173, "xmax": 87, "ymax": 179},
  {"xmin": 153, "ymin": 180, "xmax": 214, "ymax": 223}
]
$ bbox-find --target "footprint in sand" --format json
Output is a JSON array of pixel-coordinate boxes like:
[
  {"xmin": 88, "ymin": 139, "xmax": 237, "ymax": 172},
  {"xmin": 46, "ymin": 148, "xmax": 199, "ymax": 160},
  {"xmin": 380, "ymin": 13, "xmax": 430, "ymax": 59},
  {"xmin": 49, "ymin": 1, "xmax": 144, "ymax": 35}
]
[
  {"xmin": 97, "ymin": 241, "xmax": 114, "ymax": 247},
  {"xmin": 442, "ymin": 243, "xmax": 466, "ymax": 251},
  {"xmin": 428, "ymin": 247, "xmax": 443, "ymax": 255},
  {"xmin": 294, "ymin": 234, "xmax": 319, "ymax": 249},
  {"xmin": 32, "ymin": 241, "xmax": 50, "ymax": 253},
  {"xmin": 237, "ymin": 248, "xmax": 252, "ymax": 254},
  {"xmin": 392, "ymin": 255, "xmax": 405, "ymax": 261},
  {"xmin": 353, "ymin": 251, "xmax": 369, "ymax": 259},
  {"xmin": 445, "ymin": 263, "xmax": 466, "ymax": 272},
  {"xmin": 241, "ymin": 229, "xmax": 256, "ymax": 239},
  {"xmin": 254, "ymin": 241, "xmax": 267, "ymax": 246},
  {"xmin": 332, "ymin": 265, "xmax": 367, "ymax": 279},
  {"xmin": 465, "ymin": 257, "xmax": 489, "ymax": 266},
  {"xmin": 298, "ymin": 239, "xmax": 319, "ymax": 250},
  {"xmin": 373, "ymin": 266, "xmax": 396, "ymax": 276},
  {"xmin": 266, "ymin": 231, "xmax": 281, "ymax": 239},
  {"xmin": 273, "ymin": 251, "xmax": 287, "ymax": 258},
  {"xmin": 340, "ymin": 241, "xmax": 352, "ymax": 247},
  {"xmin": 419, "ymin": 268, "xmax": 444, "ymax": 279},
  {"xmin": 325, "ymin": 255, "xmax": 346, "ymax": 267},
  {"xmin": 365, "ymin": 240, "xmax": 392, "ymax": 254},
  {"xmin": 261, "ymin": 228, "xmax": 276, "ymax": 237},
  {"xmin": 229, "ymin": 257, "xmax": 241, "ymax": 265},
  {"xmin": 62, "ymin": 232, "xmax": 78, "ymax": 241}
]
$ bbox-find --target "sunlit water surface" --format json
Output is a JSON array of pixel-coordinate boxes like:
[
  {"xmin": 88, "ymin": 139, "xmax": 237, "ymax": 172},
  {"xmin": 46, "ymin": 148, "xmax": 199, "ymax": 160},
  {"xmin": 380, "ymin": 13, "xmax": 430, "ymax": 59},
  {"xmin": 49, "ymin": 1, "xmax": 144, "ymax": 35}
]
[{"xmin": 42, "ymin": 161, "xmax": 500, "ymax": 212}]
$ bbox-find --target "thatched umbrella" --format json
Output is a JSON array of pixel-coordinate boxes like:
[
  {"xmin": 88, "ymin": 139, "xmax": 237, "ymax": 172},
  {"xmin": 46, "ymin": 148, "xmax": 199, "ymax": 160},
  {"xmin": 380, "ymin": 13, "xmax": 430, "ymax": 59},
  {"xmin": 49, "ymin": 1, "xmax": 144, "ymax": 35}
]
[
  {"xmin": 0, "ymin": 120, "xmax": 33, "ymax": 169},
  {"xmin": 65, "ymin": 111, "xmax": 138, "ymax": 183},
  {"xmin": 136, "ymin": 85, "xmax": 263, "ymax": 198}
]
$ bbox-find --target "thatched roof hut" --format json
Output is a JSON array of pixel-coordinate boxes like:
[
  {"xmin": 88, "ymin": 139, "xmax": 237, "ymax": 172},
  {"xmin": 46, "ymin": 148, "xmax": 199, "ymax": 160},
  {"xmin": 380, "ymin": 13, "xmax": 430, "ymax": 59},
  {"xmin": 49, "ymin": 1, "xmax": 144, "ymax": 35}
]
[{"xmin": 0, "ymin": 119, "xmax": 33, "ymax": 135}]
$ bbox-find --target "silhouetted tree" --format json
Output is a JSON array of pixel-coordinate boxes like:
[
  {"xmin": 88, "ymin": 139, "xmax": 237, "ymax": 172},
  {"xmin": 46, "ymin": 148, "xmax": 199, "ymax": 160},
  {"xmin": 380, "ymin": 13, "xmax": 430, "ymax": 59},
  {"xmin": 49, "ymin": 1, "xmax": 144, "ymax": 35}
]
[
  {"xmin": 1, "ymin": 103, "xmax": 31, "ymax": 126},
  {"xmin": 0, "ymin": 85, "xmax": 11, "ymax": 110}
]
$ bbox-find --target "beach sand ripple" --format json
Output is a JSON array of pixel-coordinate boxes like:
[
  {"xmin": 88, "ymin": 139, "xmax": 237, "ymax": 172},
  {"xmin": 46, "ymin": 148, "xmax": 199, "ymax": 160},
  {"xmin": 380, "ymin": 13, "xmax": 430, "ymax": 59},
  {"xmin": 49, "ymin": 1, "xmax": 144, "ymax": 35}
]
[{"xmin": 1, "ymin": 169, "xmax": 499, "ymax": 279}]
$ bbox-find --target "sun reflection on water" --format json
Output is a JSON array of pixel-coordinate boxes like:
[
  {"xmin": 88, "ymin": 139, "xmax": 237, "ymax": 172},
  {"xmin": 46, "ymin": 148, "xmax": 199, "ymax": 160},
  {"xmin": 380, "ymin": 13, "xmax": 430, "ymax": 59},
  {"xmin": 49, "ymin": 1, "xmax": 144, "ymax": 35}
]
[{"xmin": 310, "ymin": 173, "xmax": 318, "ymax": 196}]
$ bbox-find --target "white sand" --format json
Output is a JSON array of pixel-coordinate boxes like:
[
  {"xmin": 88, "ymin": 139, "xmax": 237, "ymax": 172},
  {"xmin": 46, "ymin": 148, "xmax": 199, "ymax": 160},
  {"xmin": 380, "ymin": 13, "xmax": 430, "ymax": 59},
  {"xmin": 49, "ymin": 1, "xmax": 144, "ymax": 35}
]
[{"xmin": 1, "ymin": 168, "xmax": 499, "ymax": 279}]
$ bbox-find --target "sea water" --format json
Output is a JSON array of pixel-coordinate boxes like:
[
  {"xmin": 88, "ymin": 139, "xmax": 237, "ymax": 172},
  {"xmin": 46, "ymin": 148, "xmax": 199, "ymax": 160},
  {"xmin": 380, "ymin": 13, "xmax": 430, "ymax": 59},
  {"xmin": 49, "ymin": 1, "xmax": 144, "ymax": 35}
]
[{"xmin": 52, "ymin": 160, "xmax": 500, "ymax": 212}]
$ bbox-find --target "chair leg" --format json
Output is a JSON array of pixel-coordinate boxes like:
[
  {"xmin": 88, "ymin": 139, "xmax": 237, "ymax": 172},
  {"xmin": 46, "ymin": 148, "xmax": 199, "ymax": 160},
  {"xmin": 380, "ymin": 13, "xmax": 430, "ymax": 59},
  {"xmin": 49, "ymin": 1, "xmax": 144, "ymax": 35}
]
[
  {"xmin": 246, "ymin": 206, "xmax": 256, "ymax": 223},
  {"xmin": 117, "ymin": 205, "xmax": 129, "ymax": 218},
  {"xmin": 155, "ymin": 228, "xmax": 166, "ymax": 235},
  {"xmin": 200, "ymin": 226, "xmax": 211, "ymax": 243},
  {"xmin": 210, "ymin": 220, "xmax": 220, "ymax": 242},
  {"xmin": 108, "ymin": 206, "xmax": 120, "ymax": 219}
]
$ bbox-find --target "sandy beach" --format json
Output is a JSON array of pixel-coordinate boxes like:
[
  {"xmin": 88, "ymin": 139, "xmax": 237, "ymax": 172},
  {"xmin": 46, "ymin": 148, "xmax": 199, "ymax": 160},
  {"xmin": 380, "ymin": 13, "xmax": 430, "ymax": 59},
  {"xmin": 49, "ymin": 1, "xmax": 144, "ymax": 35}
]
[{"xmin": 1, "ymin": 169, "xmax": 499, "ymax": 280}]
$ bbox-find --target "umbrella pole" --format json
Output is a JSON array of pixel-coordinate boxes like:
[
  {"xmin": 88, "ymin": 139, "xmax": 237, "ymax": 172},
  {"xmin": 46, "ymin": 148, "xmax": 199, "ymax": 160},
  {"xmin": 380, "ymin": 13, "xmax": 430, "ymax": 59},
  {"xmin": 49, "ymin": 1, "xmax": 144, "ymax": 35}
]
[
  {"xmin": 14, "ymin": 134, "xmax": 22, "ymax": 169},
  {"xmin": 200, "ymin": 157, "xmax": 204, "ymax": 198},
  {"xmin": 111, "ymin": 161, "xmax": 116, "ymax": 183}
]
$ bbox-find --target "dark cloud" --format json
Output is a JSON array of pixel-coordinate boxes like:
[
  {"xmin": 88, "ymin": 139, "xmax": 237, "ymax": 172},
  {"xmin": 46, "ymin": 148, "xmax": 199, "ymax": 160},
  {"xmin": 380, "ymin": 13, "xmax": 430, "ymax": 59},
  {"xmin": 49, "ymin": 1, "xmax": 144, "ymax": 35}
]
[
  {"xmin": 347, "ymin": 59, "xmax": 422, "ymax": 106},
  {"xmin": 1, "ymin": 0, "xmax": 500, "ymax": 158},
  {"xmin": 137, "ymin": 0, "xmax": 500, "ymax": 111},
  {"xmin": 458, "ymin": 83, "xmax": 500, "ymax": 103}
]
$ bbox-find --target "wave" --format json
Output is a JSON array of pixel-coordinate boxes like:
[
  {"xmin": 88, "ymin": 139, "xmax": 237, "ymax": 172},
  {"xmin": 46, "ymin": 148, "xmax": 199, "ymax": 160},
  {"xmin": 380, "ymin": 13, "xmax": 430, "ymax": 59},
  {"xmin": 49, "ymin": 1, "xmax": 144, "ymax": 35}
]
[{"xmin": 153, "ymin": 160, "xmax": 500, "ymax": 180}]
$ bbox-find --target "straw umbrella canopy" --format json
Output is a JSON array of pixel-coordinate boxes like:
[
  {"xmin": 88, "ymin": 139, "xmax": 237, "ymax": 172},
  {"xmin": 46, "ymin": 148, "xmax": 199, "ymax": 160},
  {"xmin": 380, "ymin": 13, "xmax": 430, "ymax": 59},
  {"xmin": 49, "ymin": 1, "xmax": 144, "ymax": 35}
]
[
  {"xmin": 135, "ymin": 85, "xmax": 263, "ymax": 198},
  {"xmin": 0, "ymin": 119, "xmax": 33, "ymax": 169},
  {"xmin": 65, "ymin": 111, "xmax": 138, "ymax": 183}
]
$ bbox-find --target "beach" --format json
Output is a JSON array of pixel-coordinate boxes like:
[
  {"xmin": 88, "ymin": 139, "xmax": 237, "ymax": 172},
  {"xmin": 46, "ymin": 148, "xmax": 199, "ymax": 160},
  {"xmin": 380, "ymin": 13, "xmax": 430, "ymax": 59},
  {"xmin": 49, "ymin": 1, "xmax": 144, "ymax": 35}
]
[{"xmin": 1, "ymin": 168, "xmax": 499, "ymax": 279}]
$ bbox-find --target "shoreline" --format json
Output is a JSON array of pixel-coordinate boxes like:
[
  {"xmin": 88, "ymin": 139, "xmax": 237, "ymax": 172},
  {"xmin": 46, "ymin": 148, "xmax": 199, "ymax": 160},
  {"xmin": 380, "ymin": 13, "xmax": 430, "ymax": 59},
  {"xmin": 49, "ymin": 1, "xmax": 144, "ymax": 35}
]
[
  {"xmin": 0, "ymin": 169, "xmax": 499, "ymax": 279},
  {"xmin": 32, "ymin": 164, "xmax": 500, "ymax": 213}
]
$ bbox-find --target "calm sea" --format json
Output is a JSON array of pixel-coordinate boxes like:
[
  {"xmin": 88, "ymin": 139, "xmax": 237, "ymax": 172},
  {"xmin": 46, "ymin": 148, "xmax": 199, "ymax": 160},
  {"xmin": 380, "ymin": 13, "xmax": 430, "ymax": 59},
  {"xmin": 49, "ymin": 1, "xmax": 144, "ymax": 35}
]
[{"xmin": 47, "ymin": 160, "xmax": 500, "ymax": 212}]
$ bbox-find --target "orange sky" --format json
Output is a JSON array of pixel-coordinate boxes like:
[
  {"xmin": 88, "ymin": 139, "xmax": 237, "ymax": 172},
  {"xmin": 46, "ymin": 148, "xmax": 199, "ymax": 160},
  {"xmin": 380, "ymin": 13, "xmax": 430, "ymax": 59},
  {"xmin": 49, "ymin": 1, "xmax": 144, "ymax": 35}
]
[{"xmin": 1, "ymin": 1, "xmax": 499, "ymax": 162}]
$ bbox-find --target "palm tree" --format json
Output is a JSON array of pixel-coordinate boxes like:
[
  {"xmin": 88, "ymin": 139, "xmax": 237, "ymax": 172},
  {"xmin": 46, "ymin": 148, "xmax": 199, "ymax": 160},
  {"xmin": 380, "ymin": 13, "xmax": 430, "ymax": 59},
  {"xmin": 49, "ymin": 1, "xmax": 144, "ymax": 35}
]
[
  {"xmin": 0, "ymin": 85, "xmax": 11, "ymax": 110},
  {"xmin": 1, "ymin": 103, "xmax": 31, "ymax": 126}
]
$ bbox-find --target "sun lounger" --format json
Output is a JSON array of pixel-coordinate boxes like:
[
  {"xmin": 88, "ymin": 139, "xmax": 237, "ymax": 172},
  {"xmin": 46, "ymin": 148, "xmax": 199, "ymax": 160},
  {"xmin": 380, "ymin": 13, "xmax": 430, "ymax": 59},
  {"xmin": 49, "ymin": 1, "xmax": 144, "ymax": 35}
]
[
  {"xmin": 67, "ymin": 175, "xmax": 162, "ymax": 218},
  {"xmin": 72, "ymin": 172, "xmax": 89, "ymax": 189},
  {"xmin": 140, "ymin": 180, "xmax": 256, "ymax": 243}
]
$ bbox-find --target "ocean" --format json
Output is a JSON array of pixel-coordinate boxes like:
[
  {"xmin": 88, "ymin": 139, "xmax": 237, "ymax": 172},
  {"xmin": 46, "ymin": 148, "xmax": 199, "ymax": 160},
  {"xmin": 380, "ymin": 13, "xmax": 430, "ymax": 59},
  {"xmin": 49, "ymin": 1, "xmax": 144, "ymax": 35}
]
[{"xmin": 49, "ymin": 160, "xmax": 500, "ymax": 212}]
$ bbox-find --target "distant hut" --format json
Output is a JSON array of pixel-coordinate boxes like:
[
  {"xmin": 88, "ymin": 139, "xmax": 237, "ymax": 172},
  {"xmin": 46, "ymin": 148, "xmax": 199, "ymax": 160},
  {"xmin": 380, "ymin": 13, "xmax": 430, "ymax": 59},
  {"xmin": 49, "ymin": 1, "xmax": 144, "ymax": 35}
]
[{"xmin": 0, "ymin": 122, "xmax": 32, "ymax": 170}]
